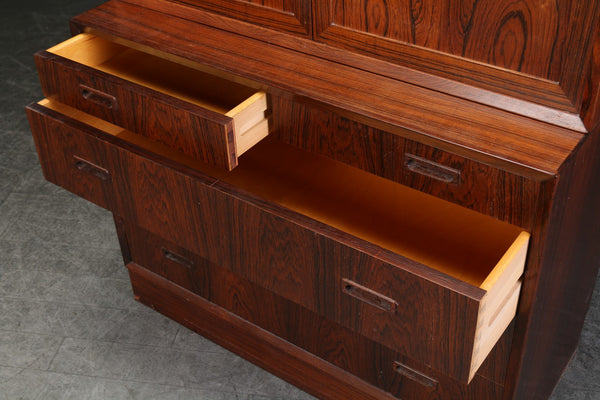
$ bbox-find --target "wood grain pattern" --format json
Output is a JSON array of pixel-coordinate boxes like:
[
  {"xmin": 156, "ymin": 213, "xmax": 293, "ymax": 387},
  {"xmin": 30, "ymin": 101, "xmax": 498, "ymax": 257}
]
[
  {"xmin": 502, "ymin": 119, "xmax": 600, "ymax": 400},
  {"xmin": 134, "ymin": 0, "xmax": 311, "ymax": 36},
  {"xmin": 26, "ymin": 103, "xmax": 116, "ymax": 210},
  {"xmin": 124, "ymin": 235, "xmax": 510, "ymax": 399},
  {"xmin": 273, "ymin": 96, "xmax": 541, "ymax": 229},
  {"xmin": 126, "ymin": 262, "xmax": 399, "ymax": 400},
  {"xmin": 35, "ymin": 50, "xmax": 239, "ymax": 170},
  {"xmin": 115, "ymin": 0, "xmax": 588, "ymax": 132},
  {"xmin": 106, "ymin": 127, "xmax": 520, "ymax": 382},
  {"xmin": 69, "ymin": 0, "xmax": 582, "ymax": 179},
  {"xmin": 314, "ymin": 0, "xmax": 600, "ymax": 130}
]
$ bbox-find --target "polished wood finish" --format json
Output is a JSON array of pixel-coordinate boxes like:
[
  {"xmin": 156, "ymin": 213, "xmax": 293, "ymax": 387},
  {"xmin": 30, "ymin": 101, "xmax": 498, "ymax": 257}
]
[
  {"xmin": 505, "ymin": 122, "xmax": 600, "ymax": 400},
  {"xmin": 25, "ymin": 1, "xmax": 600, "ymax": 400},
  {"xmin": 160, "ymin": 0, "xmax": 311, "ymax": 36},
  {"xmin": 313, "ymin": 1, "xmax": 600, "ymax": 131},
  {"xmin": 26, "ymin": 101, "xmax": 116, "ymax": 210},
  {"xmin": 124, "ymin": 226, "xmax": 514, "ymax": 399},
  {"xmin": 36, "ymin": 34, "xmax": 269, "ymax": 170},
  {"xmin": 26, "ymin": 99, "xmax": 524, "ymax": 384},
  {"xmin": 69, "ymin": 1, "xmax": 582, "ymax": 179},
  {"xmin": 118, "ymin": 0, "xmax": 600, "ymax": 132},
  {"xmin": 273, "ymin": 96, "xmax": 541, "ymax": 229}
]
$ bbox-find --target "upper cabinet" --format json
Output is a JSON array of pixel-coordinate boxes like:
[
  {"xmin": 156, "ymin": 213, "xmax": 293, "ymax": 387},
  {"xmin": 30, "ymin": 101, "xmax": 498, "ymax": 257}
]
[
  {"xmin": 175, "ymin": 0, "xmax": 311, "ymax": 36},
  {"xmin": 313, "ymin": 0, "xmax": 600, "ymax": 132},
  {"xmin": 120, "ymin": 0, "xmax": 600, "ymax": 132}
]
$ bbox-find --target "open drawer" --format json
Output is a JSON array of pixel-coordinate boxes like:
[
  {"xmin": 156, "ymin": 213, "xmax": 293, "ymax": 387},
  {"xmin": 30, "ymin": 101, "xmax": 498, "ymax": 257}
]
[
  {"xmin": 26, "ymin": 100, "xmax": 529, "ymax": 384},
  {"xmin": 34, "ymin": 33, "xmax": 269, "ymax": 170}
]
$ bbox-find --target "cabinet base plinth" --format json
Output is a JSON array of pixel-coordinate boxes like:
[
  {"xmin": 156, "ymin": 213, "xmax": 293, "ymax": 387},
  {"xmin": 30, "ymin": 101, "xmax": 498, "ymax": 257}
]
[{"xmin": 126, "ymin": 262, "xmax": 397, "ymax": 400}]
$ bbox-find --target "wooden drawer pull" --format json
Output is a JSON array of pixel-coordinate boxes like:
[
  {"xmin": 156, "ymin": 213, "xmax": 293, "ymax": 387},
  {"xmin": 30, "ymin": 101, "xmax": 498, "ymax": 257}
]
[
  {"xmin": 404, "ymin": 154, "xmax": 461, "ymax": 184},
  {"xmin": 342, "ymin": 279, "xmax": 398, "ymax": 312},
  {"xmin": 73, "ymin": 155, "xmax": 110, "ymax": 181},
  {"xmin": 79, "ymin": 84, "xmax": 117, "ymax": 110},
  {"xmin": 393, "ymin": 361, "xmax": 438, "ymax": 388},
  {"xmin": 161, "ymin": 248, "xmax": 193, "ymax": 268}
]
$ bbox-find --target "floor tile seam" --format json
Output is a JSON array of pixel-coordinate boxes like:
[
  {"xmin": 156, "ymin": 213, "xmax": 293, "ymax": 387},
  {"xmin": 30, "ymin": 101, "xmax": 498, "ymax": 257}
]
[
  {"xmin": 0, "ymin": 326, "xmax": 229, "ymax": 355},
  {"xmin": 0, "ymin": 365, "xmax": 192, "ymax": 391},
  {"xmin": 6, "ymin": 366, "xmax": 306, "ymax": 399},
  {"xmin": 0, "ymin": 297, "xmax": 132, "ymax": 313},
  {"xmin": 0, "ymin": 273, "xmax": 130, "ymax": 284},
  {"xmin": 45, "ymin": 336, "xmax": 66, "ymax": 372},
  {"xmin": 0, "ymin": 327, "xmax": 200, "ymax": 355},
  {"xmin": 37, "ymin": 367, "xmax": 246, "ymax": 392},
  {"xmin": 0, "ymin": 235, "xmax": 121, "ymax": 251}
]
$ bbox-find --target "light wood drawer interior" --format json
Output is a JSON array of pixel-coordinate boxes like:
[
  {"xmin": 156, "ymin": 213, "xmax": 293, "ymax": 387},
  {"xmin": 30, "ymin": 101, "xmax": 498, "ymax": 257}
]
[
  {"xmin": 43, "ymin": 33, "xmax": 269, "ymax": 167},
  {"xmin": 37, "ymin": 99, "xmax": 529, "ymax": 382}
]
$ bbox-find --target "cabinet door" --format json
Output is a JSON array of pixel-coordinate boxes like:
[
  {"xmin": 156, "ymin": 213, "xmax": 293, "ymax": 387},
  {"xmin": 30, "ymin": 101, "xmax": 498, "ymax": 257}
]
[
  {"xmin": 177, "ymin": 0, "xmax": 311, "ymax": 36},
  {"xmin": 313, "ymin": 0, "xmax": 599, "ymax": 122}
]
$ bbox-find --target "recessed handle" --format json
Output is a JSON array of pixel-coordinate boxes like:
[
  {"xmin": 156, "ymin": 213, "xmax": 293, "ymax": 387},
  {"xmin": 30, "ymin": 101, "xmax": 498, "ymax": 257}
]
[
  {"xmin": 393, "ymin": 361, "xmax": 438, "ymax": 388},
  {"xmin": 73, "ymin": 155, "xmax": 110, "ymax": 181},
  {"xmin": 79, "ymin": 84, "xmax": 118, "ymax": 110},
  {"xmin": 404, "ymin": 154, "xmax": 461, "ymax": 185},
  {"xmin": 342, "ymin": 278, "xmax": 398, "ymax": 312},
  {"xmin": 161, "ymin": 248, "xmax": 193, "ymax": 268}
]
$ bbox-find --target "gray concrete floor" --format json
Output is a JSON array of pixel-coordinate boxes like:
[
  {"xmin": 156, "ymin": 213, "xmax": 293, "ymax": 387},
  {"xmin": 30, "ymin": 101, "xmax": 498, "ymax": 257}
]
[{"xmin": 0, "ymin": 1, "xmax": 598, "ymax": 399}]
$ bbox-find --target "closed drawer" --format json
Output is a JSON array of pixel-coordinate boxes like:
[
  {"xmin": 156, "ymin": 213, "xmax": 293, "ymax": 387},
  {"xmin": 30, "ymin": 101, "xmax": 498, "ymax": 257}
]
[
  {"xmin": 26, "ymin": 99, "xmax": 116, "ymax": 209},
  {"xmin": 123, "ymin": 227, "xmax": 508, "ymax": 400},
  {"xmin": 35, "ymin": 33, "xmax": 269, "ymax": 170},
  {"xmin": 27, "ymin": 102, "xmax": 529, "ymax": 384}
]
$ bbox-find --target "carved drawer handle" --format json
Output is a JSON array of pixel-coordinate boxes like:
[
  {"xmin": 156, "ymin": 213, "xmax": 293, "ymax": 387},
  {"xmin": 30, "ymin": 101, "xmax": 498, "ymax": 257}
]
[
  {"xmin": 393, "ymin": 361, "xmax": 438, "ymax": 388},
  {"xmin": 79, "ymin": 84, "xmax": 118, "ymax": 110},
  {"xmin": 404, "ymin": 154, "xmax": 461, "ymax": 185},
  {"xmin": 73, "ymin": 155, "xmax": 110, "ymax": 181},
  {"xmin": 161, "ymin": 248, "xmax": 193, "ymax": 268},
  {"xmin": 342, "ymin": 278, "xmax": 398, "ymax": 312}
]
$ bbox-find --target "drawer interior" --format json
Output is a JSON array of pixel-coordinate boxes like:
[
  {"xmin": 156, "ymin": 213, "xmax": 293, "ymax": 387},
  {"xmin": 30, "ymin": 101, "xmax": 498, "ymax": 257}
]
[
  {"xmin": 47, "ymin": 33, "xmax": 261, "ymax": 116},
  {"xmin": 40, "ymin": 99, "xmax": 528, "ymax": 289}
]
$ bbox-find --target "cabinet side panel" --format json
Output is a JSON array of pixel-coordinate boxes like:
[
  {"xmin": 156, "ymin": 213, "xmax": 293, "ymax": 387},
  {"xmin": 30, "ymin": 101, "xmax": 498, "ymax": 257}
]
[{"xmin": 506, "ymin": 129, "xmax": 600, "ymax": 400}]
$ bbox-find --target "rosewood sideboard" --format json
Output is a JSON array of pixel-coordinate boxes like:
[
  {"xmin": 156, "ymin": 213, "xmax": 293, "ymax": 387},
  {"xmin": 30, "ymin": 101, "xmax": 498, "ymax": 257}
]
[{"xmin": 26, "ymin": 1, "xmax": 600, "ymax": 399}]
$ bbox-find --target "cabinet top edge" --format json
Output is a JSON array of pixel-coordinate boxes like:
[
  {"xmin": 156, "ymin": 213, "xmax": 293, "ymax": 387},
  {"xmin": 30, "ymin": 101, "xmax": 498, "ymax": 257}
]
[{"xmin": 69, "ymin": 0, "xmax": 583, "ymax": 179}]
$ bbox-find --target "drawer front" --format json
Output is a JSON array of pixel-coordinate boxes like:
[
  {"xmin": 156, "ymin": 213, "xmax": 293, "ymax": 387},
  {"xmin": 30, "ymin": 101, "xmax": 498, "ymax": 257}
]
[
  {"xmin": 113, "ymin": 138, "xmax": 525, "ymax": 383},
  {"xmin": 28, "ymin": 102, "xmax": 525, "ymax": 383},
  {"xmin": 273, "ymin": 96, "xmax": 538, "ymax": 229},
  {"xmin": 115, "ymin": 149, "xmax": 338, "ymax": 313},
  {"xmin": 124, "ymin": 243, "xmax": 508, "ymax": 400},
  {"xmin": 26, "ymin": 102, "xmax": 116, "ymax": 210},
  {"xmin": 35, "ymin": 34, "xmax": 269, "ymax": 171}
]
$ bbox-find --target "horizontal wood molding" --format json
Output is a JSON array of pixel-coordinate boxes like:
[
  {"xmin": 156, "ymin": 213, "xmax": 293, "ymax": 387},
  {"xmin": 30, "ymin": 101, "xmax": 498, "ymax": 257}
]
[
  {"xmin": 127, "ymin": 262, "xmax": 400, "ymax": 400},
  {"xmin": 70, "ymin": 1, "xmax": 582, "ymax": 178},
  {"xmin": 312, "ymin": 0, "xmax": 600, "ymax": 132},
  {"xmin": 171, "ymin": 0, "xmax": 311, "ymax": 36},
  {"xmin": 116, "ymin": 0, "xmax": 597, "ymax": 132}
]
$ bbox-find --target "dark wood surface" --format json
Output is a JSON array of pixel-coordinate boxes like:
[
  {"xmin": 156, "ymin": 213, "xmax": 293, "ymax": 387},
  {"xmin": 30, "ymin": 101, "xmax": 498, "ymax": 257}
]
[
  {"xmin": 26, "ymin": 103, "xmax": 115, "ymax": 210},
  {"xmin": 117, "ymin": 0, "xmax": 597, "ymax": 133},
  {"xmin": 25, "ymin": 1, "xmax": 600, "ymax": 399},
  {"xmin": 35, "ymin": 50, "xmax": 239, "ymax": 170},
  {"xmin": 273, "ymin": 96, "xmax": 541, "ymax": 229},
  {"xmin": 171, "ymin": 0, "xmax": 311, "ymax": 36},
  {"xmin": 26, "ymin": 99, "xmax": 515, "ymax": 385},
  {"xmin": 69, "ymin": 0, "xmax": 583, "ymax": 179},
  {"xmin": 110, "ymin": 127, "xmax": 493, "ymax": 382},
  {"xmin": 125, "ymin": 251, "xmax": 508, "ymax": 400},
  {"xmin": 313, "ymin": 1, "xmax": 600, "ymax": 131},
  {"xmin": 127, "ymin": 262, "xmax": 400, "ymax": 400},
  {"xmin": 503, "ymin": 118, "xmax": 600, "ymax": 400}
]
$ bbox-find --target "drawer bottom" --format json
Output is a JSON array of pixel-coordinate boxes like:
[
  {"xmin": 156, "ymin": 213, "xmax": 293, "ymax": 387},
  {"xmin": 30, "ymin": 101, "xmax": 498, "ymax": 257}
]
[{"xmin": 124, "ymin": 228, "xmax": 509, "ymax": 400}]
